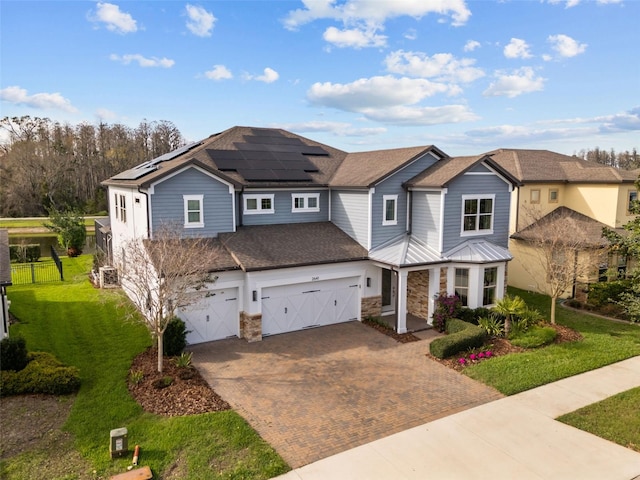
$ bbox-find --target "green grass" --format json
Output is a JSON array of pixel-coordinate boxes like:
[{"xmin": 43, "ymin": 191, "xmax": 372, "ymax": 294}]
[
  {"xmin": 2, "ymin": 256, "xmax": 288, "ymax": 479},
  {"xmin": 463, "ymin": 287, "xmax": 640, "ymax": 395},
  {"xmin": 0, "ymin": 217, "xmax": 99, "ymax": 229},
  {"xmin": 558, "ymin": 387, "xmax": 640, "ymax": 453}
]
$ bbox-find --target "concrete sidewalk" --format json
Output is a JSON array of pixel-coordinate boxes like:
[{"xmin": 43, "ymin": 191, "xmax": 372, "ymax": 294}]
[{"xmin": 276, "ymin": 356, "xmax": 640, "ymax": 480}]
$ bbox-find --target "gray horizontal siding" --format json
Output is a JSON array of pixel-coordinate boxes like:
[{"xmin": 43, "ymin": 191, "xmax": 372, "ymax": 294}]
[
  {"xmin": 442, "ymin": 170, "xmax": 511, "ymax": 252},
  {"xmin": 150, "ymin": 168, "xmax": 234, "ymax": 238},
  {"xmin": 412, "ymin": 191, "xmax": 441, "ymax": 251},
  {"xmin": 241, "ymin": 190, "xmax": 329, "ymax": 226},
  {"xmin": 371, "ymin": 154, "xmax": 438, "ymax": 249},
  {"xmin": 331, "ymin": 190, "xmax": 369, "ymax": 248}
]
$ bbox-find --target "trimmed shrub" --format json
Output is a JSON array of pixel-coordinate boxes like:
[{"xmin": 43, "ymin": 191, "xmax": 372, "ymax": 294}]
[
  {"xmin": 163, "ymin": 317, "xmax": 188, "ymax": 357},
  {"xmin": 510, "ymin": 326, "xmax": 557, "ymax": 349},
  {"xmin": 0, "ymin": 352, "xmax": 81, "ymax": 396},
  {"xmin": 458, "ymin": 306, "xmax": 493, "ymax": 325},
  {"xmin": 1, "ymin": 336, "xmax": 29, "ymax": 371},
  {"xmin": 588, "ymin": 280, "xmax": 631, "ymax": 307},
  {"xmin": 429, "ymin": 319, "xmax": 486, "ymax": 359}
]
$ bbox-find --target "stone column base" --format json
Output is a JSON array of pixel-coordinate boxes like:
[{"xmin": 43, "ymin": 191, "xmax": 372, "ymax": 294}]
[{"xmin": 240, "ymin": 312, "xmax": 262, "ymax": 343}]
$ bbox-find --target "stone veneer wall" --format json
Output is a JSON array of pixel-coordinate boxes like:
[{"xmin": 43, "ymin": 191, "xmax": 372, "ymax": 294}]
[
  {"xmin": 361, "ymin": 296, "xmax": 382, "ymax": 319},
  {"xmin": 407, "ymin": 271, "xmax": 429, "ymax": 319},
  {"xmin": 439, "ymin": 267, "xmax": 448, "ymax": 293},
  {"xmin": 240, "ymin": 311, "xmax": 262, "ymax": 343}
]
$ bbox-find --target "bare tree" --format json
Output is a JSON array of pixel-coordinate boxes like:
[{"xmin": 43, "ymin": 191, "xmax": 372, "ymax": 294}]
[
  {"xmin": 511, "ymin": 207, "xmax": 603, "ymax": 324},
  {"xmin": 118, "ymin": 225, "xmax": 220, "ymax": 372}
]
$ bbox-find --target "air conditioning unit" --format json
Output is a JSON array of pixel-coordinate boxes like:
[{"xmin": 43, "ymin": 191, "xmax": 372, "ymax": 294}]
[{"xmin": 99, "ymin": 266, "xmax": 119, "ymax": 288}]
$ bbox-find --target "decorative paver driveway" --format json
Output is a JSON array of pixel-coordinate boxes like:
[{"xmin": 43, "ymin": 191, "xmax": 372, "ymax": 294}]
[{"xmin": 190, "ymin": 321, "xmax": 503, "ymax": 468}]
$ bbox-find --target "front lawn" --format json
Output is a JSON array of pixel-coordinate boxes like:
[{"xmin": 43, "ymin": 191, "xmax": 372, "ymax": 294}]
[
  {"xmin": 558, "ymin": 387, "xmax": 640, "ymax": 453},
  {"xmin": 463, "ymin": 287, "xmax": 640, "ymax": 395},
  {"xmin": 1, "ymin": 256, "xmax": 288, "ymax": 479}
]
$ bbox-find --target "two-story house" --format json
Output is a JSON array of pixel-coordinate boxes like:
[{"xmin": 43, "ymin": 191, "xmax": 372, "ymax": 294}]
[
  {"xmin": 487, "ymin": 149, "xmax": 638, "ymax": 298},
  {"xmin": 102, "ymin": 127, "xmax": 518, "ymax": 344}
]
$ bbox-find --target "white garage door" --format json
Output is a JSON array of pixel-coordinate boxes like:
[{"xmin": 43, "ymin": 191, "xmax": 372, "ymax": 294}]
[
  {"xmin": 262, "ymin": 277, "xmax": 359, "ymax": 336},
  {"xmin": 178, "ymin": 288, "xmax": 239, "ymax": 344}
]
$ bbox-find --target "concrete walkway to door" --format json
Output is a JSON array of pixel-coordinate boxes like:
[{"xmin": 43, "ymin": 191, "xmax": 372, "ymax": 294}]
[{"xmin": 190, "ymin": 321, "xmax": 503, "ymax": 468}]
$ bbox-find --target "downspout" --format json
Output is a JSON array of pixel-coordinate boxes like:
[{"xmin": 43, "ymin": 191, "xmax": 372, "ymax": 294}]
[{"xmin": 407, "ymin": 189, "xmax": 412, "ymax": 234}]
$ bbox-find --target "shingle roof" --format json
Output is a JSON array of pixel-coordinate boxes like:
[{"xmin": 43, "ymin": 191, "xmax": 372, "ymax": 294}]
[
  {"xmin": 327, "ymin": 146, "xmax": 446, "ymax": 188},
  {"xmin": 511, "ymin": 206, "xmax": 613, "ymax": 248},
  {"xmin": 487, "ymin": 149, "xmax": 637, "ymax": 183},
  {"xmin": 405, "ymin": 154, "xmax": 519, "ymax": 188},
  {"xmin": 0, "ymin": 229, "xmax": 12, "ymax": 287},
  {"xmin": 145, "ymin": 237, "xmax": 241, "ymax": 273},
  {"xmin": 219, "ymin": 222, "xmax": 368, "ymax": 271},
  {"xmin": 103, "ymin": 126, "xmax": 348, "ymax": 189}
]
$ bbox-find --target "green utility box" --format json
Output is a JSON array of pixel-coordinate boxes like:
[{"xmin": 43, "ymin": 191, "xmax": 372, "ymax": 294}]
[{"xmin": 110, "ymin": 427, "xmax": 128, "ymax": 458}]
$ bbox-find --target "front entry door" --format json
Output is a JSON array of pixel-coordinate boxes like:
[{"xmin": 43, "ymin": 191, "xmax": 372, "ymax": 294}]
[{"xmin": 381, "ymin": 269, "xmax": 396, "ymax": 314}]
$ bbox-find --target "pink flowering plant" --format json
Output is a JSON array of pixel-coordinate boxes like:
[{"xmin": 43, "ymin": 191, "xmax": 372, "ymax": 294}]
[
  {"xmin": 433, "ymin": 293, "xmax": 463, "ymax": 333},
  {"xmin": 457, "ymin": 350, "xmax": 493, "ymax": 367}
]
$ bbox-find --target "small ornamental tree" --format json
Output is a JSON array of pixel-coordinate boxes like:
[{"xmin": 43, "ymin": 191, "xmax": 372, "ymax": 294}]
[
  {"xmin": 44, "ymin": 206, "xmax": 86, "ymax": 256},
  {"xmin": 603, "ymin": 178, "xmax": 640, "ymax": 322},
  {"xmin": 118, "ymin": 224, "xmax": 219, "ymax": 372},
  {"xmin": 432, "ymin": 293, "xmax": 463, "ymax": 333}
]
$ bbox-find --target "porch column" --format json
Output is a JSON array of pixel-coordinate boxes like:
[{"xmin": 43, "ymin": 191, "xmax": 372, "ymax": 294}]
[
  {"xmin": 397, "ymin": 269, "xmax": 408, "ymax": 334},
  {"xmin": 428, "ymin": 267, "xmax": 440, "ymax": 324}
]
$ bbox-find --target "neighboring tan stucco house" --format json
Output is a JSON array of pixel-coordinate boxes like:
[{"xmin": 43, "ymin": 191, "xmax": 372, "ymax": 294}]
[
  {"xmin": 487, "ymin": 149, "xmax": 638, "ymax": 298},
  {"xmin": 102, "ymin": 127, "xmax": 518, "ymax": 344}
]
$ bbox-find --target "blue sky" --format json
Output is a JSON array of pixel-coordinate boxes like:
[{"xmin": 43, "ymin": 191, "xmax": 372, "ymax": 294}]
[{"xmin": 1, "ymin": 0, "xmax": 638, "ymax": 156}]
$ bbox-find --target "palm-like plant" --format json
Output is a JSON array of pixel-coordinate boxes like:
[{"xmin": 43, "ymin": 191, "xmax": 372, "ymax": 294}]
[{"xmin": 493, "ymin": 294, "xmax": 527, "ymax": 337}]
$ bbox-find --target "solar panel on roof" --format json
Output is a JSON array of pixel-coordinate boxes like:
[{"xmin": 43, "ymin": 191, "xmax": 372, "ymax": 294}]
[
  {"xmin": 206, "ymin": 149, "xmax": 244, "ymax": 160},
  {"xmin": 237, "ymin": 169, "xmax": 279, "ymax": 181},
  {"xmin": 244, "ymin": 135, "xmax": 304, "ymax": 146},
  {"xmin": 149, "ymin": 141, "xmax": 201, "ymax": 165},
  {"xmin": 301, "ymin": 146, "xmax": 329, "ymax": 156},
  {"xmin": 111, "ymin": 165, "xmax": 157, "ymax": 180}
]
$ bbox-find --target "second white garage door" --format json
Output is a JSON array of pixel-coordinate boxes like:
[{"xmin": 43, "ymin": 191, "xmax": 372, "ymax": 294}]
[
  {"xmin": 178, "ymin": 287, "xmax": 239, "ymax": 344},
  {"xmin": 262, "ymin": 277, "xmax": 360, "ymax": 336}
]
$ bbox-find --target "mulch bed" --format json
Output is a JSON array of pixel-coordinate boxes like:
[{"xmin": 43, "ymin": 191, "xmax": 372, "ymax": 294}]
[
  {"xmin": 128, "ymin": 348, "xmax": 230, "ymax": 416},
  {"xmin": 362, "ymin": 318, "xmax": 422, "ymax": 343},
  {"xmin": 429, "ymin": 323, "xmax": 583, "ymax": 371}
]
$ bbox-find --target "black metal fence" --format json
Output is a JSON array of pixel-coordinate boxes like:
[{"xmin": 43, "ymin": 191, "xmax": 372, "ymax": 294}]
[{"xmin": 10, "ymin": 246, "xmax": 64, "ymax": 285}]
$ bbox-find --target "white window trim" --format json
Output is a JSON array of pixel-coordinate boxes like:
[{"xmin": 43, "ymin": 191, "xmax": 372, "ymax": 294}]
[
  {"xmin": 460, "ymin": 194, "xmax": 495, "ymax": 236},
  {"xmin": 382, "ymin": 195, "xmax": 398, "ymax": 226},
  {"xmin": 118, "ymin": 194, "xmax": 127, "ymax": 224},
  {"xmin": 183, "ymin": 194, "xmax": 204, "ymax": 228},
  {"xmin": 291, "ymin": 193, "xmax": 320, "ymax": 213},
  {"xmin": 244, "ymin": 194, "xmax": 275, "ymax": 215}
]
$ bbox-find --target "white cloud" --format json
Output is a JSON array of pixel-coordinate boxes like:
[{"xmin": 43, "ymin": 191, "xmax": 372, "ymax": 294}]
[
  {"xmin": 95, "ymin": 108, "xmax": 118, "ymax": 121},
  {"xmin": 404, "ymin": 28, "xmax": 417, "ymax": 41},
  {"xmin": 361, "ymin": 104, "xmax": 479, "ymax": 125},
  {"xmin": 185, "ymin": 4, "xmax": 216, "ymax": 37},
  {"xmin": 284, "ymin": 0, "xmax": 472, "ymax": 29},
  {"xmin": 545, "ymin": 0, "xmax": 581, "ymax": 7},
  {"xmin": 308, "ymin": 75, "xmax": 452, "ymax": 111},
  {"xmin": 483, "ymin": 67, "xmax": 545, "ymax": 98},
  {"xmin": 503, "ymin": 38, "xmax": 532, "ymax": 59},
  {"xmin": 283, "ymin": 1, "xmax": 471, "ymax": 49},
  {"xmin": 323, "ymin": 25, "xmax": 387, "ymax": 48},
  {"xmin": 274, "ymin": 121, "xmax": 387, "ymax": 137},
  {"xmin": 384, "ymin": 50, "xmax": 484, "ymax": 84},
  {"xmin": 109, "ymin": 54, "xmax": 175, "ymax": 68},
  {"xmin": 204, "ymin": 65, "xmax": 233, "ymax": 80},
  {"xmin": 244, "ymin": 67, "xmax": 279, "ymax": 83},
  {"xmin": 306, "ymin": 75, "xmax": 477, "ymax": 125},
  {"xmin": 90, "ymin": 2, "xmax": 137, "ymax": 34},
  {"xmin": 0, "ymin": 86, "xmax": 78, "ymax": 113},
  {"xmin": 547, "ymin": 34, "xmax": 587, "ymax": 58},
  {"xmin": 596, "ymin": 106, "xmax": 640, "ymax": 132},
  {"xmin": 464, "ymin": 40, "xmax": 480, "ymax": 52}
]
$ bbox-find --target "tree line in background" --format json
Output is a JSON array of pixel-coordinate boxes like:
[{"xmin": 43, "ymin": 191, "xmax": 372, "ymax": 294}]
[
  {"xmin": 0, "ymin": 116, "xmax": 185, "ymax": 217},
  {"xmin": 574, "ymin": 147, "xmax": 640, "ymax": 170},
  {"xmin": 1, "ymin": 115, "xmax": 639, "ymax": 218}
]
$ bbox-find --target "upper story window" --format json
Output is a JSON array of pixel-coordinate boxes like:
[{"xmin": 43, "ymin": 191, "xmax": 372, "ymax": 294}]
[
  {"xmin": 115, "ymin": 194, "xmax": 127, "ymax": 223},
  {"xmin": 628, "ymin": 190, "xmax": 638, "ymax": 214},
  {"xmin": 461, "ymin": 195, "xmax": 494, "ymax": 235},
  {"xmin": 291, "ymin": 193, "xmax": 320, "ymax": 213},
  {"xmin": 183, "ymin": 195, "xmax": 204, "ymax": 228},
  {"xmin": 549, "ymin": 189, "xmax": 559, "ymax": 203},
  {"xmin": 244, "ymin": 194, "xmax": 274, "ymax": 215},
  {"xmin": 530, "ymin": 189, "xmax": 540, "ymax": 204},
  {"xmin": 382, "ymin": 195, "xmax": 398, "ymax": 226}
]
